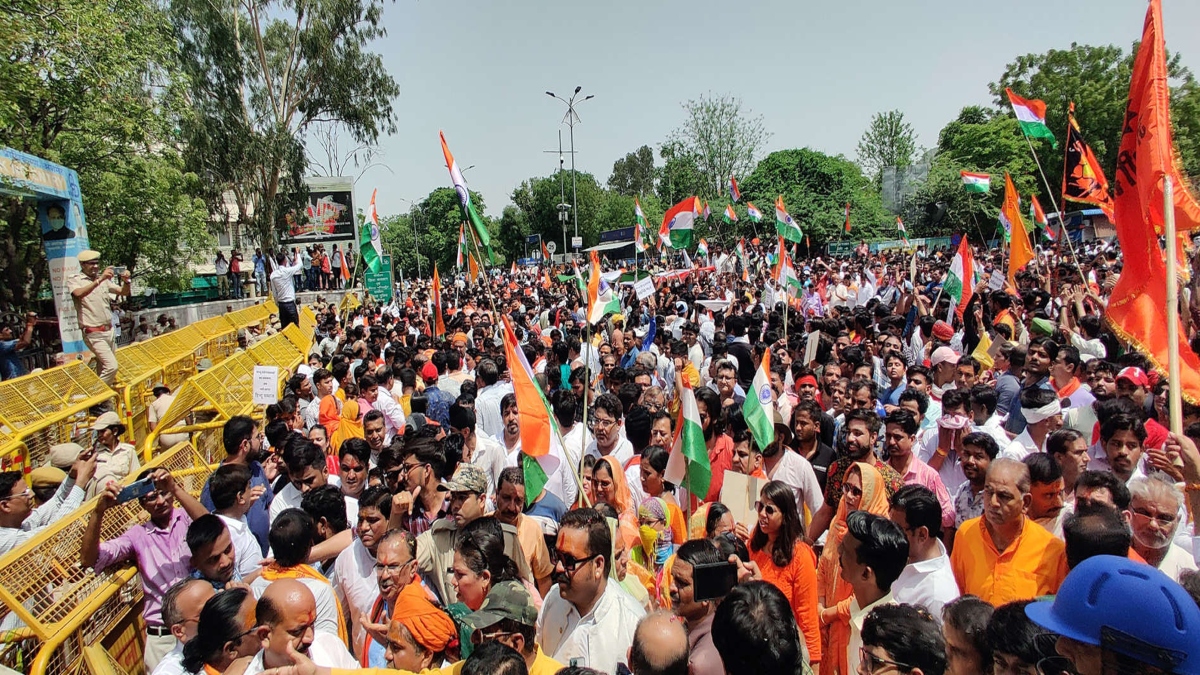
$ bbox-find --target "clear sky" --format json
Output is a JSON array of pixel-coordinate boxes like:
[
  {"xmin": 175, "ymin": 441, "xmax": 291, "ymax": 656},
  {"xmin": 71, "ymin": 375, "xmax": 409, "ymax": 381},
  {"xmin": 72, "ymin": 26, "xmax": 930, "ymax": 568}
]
[{"xmin": 342, "ymin": 0, "xmax": 1200, "ymax": 222}]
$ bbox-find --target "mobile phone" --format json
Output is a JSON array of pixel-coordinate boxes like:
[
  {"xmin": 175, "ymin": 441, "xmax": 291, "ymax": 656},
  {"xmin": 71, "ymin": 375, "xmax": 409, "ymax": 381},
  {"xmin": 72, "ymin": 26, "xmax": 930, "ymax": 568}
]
[
  {"xmin": 692, "ymin": 561, "xmax": 739, "ymax": 602},
  {"xmin": 117, "ymin": 477, "xmax": 155, "ymax": 504},
  {"xmin": 113, "ymin": 266, "xmax": 127, "ymax": 277}
]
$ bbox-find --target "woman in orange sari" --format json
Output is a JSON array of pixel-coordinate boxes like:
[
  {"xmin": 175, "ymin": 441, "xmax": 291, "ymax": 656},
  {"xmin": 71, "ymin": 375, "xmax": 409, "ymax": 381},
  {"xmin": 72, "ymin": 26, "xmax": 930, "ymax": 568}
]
[
  {"xmin": 591, "ymin": 455, "xmax": 639, "ymax": 551},
  {"xmin": 816, "ymin": 462, "xmax": 889, "ymax": 675},
  {"xmin": 330, "ymin": 398, "xmax": 364, "ymax": 454}
]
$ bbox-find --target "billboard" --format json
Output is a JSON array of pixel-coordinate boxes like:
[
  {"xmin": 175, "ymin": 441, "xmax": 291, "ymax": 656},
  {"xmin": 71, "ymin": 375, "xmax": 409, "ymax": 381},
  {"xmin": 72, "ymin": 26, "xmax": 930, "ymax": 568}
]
[{"xmin": 282, "ymin": 176, "xmax": 357, "ymax": 243}]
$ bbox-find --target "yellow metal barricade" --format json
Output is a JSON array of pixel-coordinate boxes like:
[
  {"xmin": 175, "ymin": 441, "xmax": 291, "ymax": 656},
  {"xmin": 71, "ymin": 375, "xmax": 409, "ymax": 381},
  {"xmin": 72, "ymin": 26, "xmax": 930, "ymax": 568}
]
[
  {"xmin": 0, "ymin": 442, "xmax": 212, "ymax": 675},
  {"xmin": 0, "ymin": 362, "xmax": 116, "ymax": 473}
]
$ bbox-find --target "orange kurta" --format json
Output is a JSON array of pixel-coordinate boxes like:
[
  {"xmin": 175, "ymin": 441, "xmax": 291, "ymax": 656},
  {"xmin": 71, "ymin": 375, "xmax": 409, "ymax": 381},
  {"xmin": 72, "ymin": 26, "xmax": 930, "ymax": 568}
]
[
  {"xmin": 949, "ymin": 516, "xmax": 1068, "ymax": 606},
  {"xmin": 751, "ymin": 540, "xmax": 822, "ymax": 665}
]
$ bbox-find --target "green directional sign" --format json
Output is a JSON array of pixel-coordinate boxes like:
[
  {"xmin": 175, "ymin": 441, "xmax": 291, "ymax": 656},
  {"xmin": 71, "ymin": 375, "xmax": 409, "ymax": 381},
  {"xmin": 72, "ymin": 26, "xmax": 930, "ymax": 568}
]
[{"xmin": 364, "ymin": 255, "xmax": 393, "ymax": 303}]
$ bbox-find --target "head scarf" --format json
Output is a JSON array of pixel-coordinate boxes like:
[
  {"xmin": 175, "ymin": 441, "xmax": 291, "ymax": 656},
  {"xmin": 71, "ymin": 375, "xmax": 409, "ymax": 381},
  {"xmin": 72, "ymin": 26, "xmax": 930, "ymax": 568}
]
[
  {"xmin": 688, "ymin": 503, "xmax": 713, "ymax": 540},
  {"xmin": 595, "ymin": 455, "xmax": 639, "ymax": 550},
  {"xmin": 391, "ymin": 582, "xmax": 457, "ymax": 654},
  {"xmin": 330, "ymin": 398, "xmax": 364, "ymax": 453},
  {"xmin": 821, "ymin": 462, "xmax": 890, "ymax": 566}
]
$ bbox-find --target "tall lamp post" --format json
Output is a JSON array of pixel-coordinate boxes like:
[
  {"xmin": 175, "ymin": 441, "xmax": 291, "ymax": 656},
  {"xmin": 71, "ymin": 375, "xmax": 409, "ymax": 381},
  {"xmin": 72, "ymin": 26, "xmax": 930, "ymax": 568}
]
[
  {"xmin": 546, "ymin": 87, "xmax": 593, "ymax": 256},
  {"xmin": 399, "ymin": 197, "xmax": 424, "ymax": 279}
]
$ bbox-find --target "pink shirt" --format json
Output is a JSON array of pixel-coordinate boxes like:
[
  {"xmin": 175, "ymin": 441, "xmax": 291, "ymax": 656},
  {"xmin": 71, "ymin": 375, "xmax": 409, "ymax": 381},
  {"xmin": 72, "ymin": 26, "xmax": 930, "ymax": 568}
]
[
  {"xmin": 896, "ymin": 456, "xmax": 957, "ymax": 530},
  {"xmin": 94, "ymin": 508, "xmax": 192, "ymax": 626}
]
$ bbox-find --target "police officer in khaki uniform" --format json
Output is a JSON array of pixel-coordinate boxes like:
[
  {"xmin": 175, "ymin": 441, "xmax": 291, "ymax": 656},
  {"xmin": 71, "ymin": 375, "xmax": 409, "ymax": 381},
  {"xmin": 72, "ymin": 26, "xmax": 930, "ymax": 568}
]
[{"xmin": 68, "ymin": 250, "xmax": 130, "ymax": 385}]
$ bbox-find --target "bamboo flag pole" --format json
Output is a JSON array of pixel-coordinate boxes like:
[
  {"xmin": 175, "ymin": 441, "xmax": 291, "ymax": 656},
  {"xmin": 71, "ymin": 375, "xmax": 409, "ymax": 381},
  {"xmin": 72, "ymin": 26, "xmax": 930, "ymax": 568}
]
[{"xmin": 1165, "ymin": 175, "xmax": 1183, "ymax": 435}]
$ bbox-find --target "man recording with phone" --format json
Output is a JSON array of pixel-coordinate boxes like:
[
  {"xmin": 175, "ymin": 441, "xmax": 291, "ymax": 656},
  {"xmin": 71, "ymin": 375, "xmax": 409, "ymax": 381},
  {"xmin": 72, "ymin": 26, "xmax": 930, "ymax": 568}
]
[
  {"xmin": 0, "ymin": 448, "xmax": 97, "ymax": 555},
  {"xmin": 80, "ymin": 467, "xmax": 210, "ymax": 672},
  {"xmin": 68, "ymin": 249, "xmax": 131, "ymax": 386}
]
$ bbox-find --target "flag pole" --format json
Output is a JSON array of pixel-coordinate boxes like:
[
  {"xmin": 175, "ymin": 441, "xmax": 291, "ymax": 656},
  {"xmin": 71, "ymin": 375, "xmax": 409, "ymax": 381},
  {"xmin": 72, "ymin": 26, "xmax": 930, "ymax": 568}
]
[
  {"xmin": 1165, "ymin": 174, "xmax": 1183, "ymax": 435},
  {"xmin": 1019, "ymin": 126, "xmax": 1087, "ymax": 281}
]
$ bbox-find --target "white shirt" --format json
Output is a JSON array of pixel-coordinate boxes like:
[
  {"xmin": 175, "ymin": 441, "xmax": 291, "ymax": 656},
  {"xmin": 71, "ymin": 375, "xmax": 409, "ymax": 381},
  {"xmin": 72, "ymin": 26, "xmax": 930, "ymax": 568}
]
[
  {"xmin": 333, "ymin": 539, "xmax": 379, "ymax": 656},
  {"xmin": 372, "ymin": 388, "xmax": 406, "ymax": 442},
  {"xmin": 470, "ymin": 432, "xmax": 510, "ymax": 496},
  {"xmin": 847, "ymin": 592, "xmax": 896, "ymax": 675},
  {"xmin": 269, "ymin": 256, "xmax": 305, "ymax": 303},
  {"xmin": 150, "ymin": 644, "xmax": 185, "ymax": 675},
  {"xmin": 476, "ymin": 382, "xmax": 514, "ymax": 440},
  {"xmin": 269, "ymin": 479, "xmax": 358, "ymax": 528},
  {"xmin": 242, "ymin": 632, "xmax": 358, "ymax": 674},
  {"xmin": 1153, "ymin": 542, "xmax": 1199, "ymax": 582},
  {"xmin": 1000, "ymin": 430, "xmax": 1042, "ymax": 461},
  {"xmin": 890, "ymin": 542, "xmax": 960, "ymax": 623},
  {"xmin": 248, "ymin": 576, "xmax": 343, "ymax": 638},
  {"xmin": 585, "ymin": 436, "xmax": 634, "ymax": 467},
  {"xmin": 916, "ymin": 432, "xmax": 967, "ymax": 496},
  {"xmin": 217, "ymin": 513, "xmax": 264, "ymax": 580},
  {"xmin": 766, "ymin": 450, "xmax": 824, "ymax": 521},
  {"xmin": 538, "ymin": 580, "xmax": 646, "ymax": 674}
]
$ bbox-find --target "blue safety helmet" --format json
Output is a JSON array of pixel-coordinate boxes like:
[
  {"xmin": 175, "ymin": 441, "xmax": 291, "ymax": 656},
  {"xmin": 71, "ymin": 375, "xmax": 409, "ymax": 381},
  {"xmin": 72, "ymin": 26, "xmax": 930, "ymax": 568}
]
[{"xmin": 1025, "ymin": 555, "xmax": 1200, "ymax": 674}]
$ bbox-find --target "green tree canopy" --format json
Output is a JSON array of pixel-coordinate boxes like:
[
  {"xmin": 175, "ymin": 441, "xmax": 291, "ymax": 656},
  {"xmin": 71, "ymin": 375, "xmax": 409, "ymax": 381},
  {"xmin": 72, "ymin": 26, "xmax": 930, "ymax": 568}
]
[
  {"xmin": 607, "ymin": 145, "xmax": 657, "ymax": 198},
  {"xmin": 857, "ymin": 110, "xmax": 920, "ymax": 186},
  {"xmin": 667, "ymin": 93, "xmax": 770, "ymax": 199}
]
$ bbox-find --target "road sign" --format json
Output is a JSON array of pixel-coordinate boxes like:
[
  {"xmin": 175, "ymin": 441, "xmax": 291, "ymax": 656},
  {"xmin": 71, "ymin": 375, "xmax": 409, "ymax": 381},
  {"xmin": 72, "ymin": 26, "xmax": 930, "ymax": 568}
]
[
  {"xmin": 364, "ymin": 255, "xmax": 393, "ymax": 303},
  {"xmin": 547, "ymin": 241, "xmax": 557, "ymax": 254},
  {"xmin": 571, "ymin": 236, "xmax": 583, "ymax": 249}
]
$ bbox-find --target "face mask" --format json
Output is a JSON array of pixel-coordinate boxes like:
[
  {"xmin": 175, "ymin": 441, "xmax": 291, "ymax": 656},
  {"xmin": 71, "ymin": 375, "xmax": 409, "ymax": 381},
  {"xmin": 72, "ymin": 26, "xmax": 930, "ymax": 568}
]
[
  {"xmin": 639, "ymin": 525, "xmax": 658, "ymax": 558},
  {"xmin": 939, "ymin": 414, "xmax": 971, "ymax": 431}
]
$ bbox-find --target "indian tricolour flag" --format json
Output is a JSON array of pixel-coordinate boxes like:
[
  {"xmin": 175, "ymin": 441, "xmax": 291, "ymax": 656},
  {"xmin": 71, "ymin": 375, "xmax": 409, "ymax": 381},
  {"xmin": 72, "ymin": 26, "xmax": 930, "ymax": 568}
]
[
  {"xmin": 743, "ymin": 349, "xmax": 775, "ymax": 452},
  {"xmin": 634, "ymin": 198, "xmax": 650, "ymax": 252},
  {"xmin": 663, "ymin": 196, "xmax": 701, "ymax": 249},
  {"xmin": 440, "ymin": 131, "xmax": 492, "ymax": 260},
  {"xmin": 775, "ymin": 195, "xmax": 803, "ymax": 243},
  {"xmin": 456, "ymin": 223, "xmax": 465, "ymax": 269},
  {"xmin": 961, "ymin": 171, "xmax": 991, "ymax": 193},
  {"xmin": 1006, "ymin": 88, "xmax": 1058, "ymax": 148},
  {"xmin": 1030, "ymin": 194, "xmax": 1055, "ymax": 240},
  {"xmin": 723, "ymin": 204, "xmax": 738, "ymax": 224},
  {"xmin": 696, "ymin": 239, "xmax": 709, "ymax": 258},
  {"xmin": 945, "ymin": 236, "xmax": 976, "ymax": 319},
  {"xmin": 586, "ymin": 250, "xmax": 621, "ymax": 324},
  {"xmin": 361, "ymin": 188, "xmax": 383, "ymax": 273},
  {"xmin": 746, "ymin": 202, "xmax": 763, "ymax": 222},
  {"xmin": 500, "ymin": 317, "xmax": 565, "ymax": 504},
  {"xmin": 666, "ymin": 373, "xmax": 711, "ymax": 500},
  {"xmin": 897, "ymin": 216, "xmax": 910, "ymax": 245},
  {"xmin": 775, "ymin": 235, "xmax": 802, "ymax": 292}
]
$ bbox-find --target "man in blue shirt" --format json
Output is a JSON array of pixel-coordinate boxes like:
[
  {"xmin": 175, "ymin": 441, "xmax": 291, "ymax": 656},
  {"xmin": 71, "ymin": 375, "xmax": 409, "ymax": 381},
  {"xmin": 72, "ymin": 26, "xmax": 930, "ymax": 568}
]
[
  {"xmin": 0, "ymin": 312, "xmax": 37, "ymax": 381},
  {"xmin": 200, "ymin": 415, "xmax": 274, "ymax": 554},
  {"xmin": 253, "ymin": 248, "xmax": 268, "ymax": 296}
]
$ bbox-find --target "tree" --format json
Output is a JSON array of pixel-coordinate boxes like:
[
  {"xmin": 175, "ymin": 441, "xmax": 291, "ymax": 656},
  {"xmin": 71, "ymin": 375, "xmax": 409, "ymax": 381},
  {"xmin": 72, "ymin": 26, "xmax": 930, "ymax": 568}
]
[
  {"xmin": 0, "ymin": 0, "xmax": 206, "ymax": 306},
  {"xmin": 667, "ymin": 93, "xmax": 770, "ymax": 198},
  {"xmin": 607, "ymin": 145, "xmax": 657, "ymax": 198},
  {"xmin": 857, "ymin": 110, "xmax": 919, "ymax": 185},
  {"xmin": 172, "ymin": 0, "xmax": 400, "ymax": 251},
  {"xmin": 740, "ymin": 148, "xmax": 889, "ymax": 247},
  {"xmin": 989, "ymin": 42, "xmax": 1200, "ymax": 202},
  {"xmin": 656, "ymin": 141, "xmax": 706, "ymax": 206},
  {"xmin": 381, "ymin": 187, "xmax": 493, "ymax": 278}
]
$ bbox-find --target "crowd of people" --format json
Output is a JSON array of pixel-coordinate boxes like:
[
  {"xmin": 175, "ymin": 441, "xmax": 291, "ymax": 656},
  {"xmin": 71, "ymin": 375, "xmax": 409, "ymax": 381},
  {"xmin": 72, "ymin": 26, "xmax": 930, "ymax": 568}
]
[{"xmin": 17, "ymin": 235, "xmax": 1200, "ymax": 675}]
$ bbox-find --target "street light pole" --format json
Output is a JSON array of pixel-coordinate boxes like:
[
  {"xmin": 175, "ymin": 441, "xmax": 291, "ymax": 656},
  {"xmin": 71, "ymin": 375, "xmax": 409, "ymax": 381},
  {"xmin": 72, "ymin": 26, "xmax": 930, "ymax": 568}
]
[
  {"xmin": 400, "ymin": 198, "xmax": 423, "ymax": 279},
  {"xmin": 546, "ymin": 86, "xmax": 594, "ymax": 256}
]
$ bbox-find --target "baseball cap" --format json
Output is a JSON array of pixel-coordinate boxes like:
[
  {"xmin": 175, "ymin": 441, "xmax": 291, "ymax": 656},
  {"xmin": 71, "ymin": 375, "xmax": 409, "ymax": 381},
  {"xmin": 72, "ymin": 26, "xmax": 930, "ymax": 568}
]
[
  {"xmin": 91, "ymin": 411, "xmax": 122, "ymax": 432},
  {"xmin": 463, "ymin": 580, "xmax": 538, "ymax": 631},
  {"xmin": 930, "ymin": 346, "xmax": 960, "ymax": 367},
  {"xmin": 437, "ymin": 463, "xmax": 488, "ymax": 495},
  {"xmin": 420, "ymin": 362, "xmax": 439, "ymax": 382},
  {"xmin": 77, "ymin": 250, "xmax": 100, "ymax": 263},
  {"xmin": 1117, "ymin": 366, "xmax": 1150, "ymax": 389}
]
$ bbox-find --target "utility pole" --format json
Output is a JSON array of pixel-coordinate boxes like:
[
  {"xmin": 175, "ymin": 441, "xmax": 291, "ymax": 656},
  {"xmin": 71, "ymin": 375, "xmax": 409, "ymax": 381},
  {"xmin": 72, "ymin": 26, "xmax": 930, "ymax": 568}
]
[
  {"xmin": 543, "ymin": 130, "xmax": 576, "ymax": 258},
  {"xmin": 546, "ymin": 87, "xmax": 594, "ymax": 256}
]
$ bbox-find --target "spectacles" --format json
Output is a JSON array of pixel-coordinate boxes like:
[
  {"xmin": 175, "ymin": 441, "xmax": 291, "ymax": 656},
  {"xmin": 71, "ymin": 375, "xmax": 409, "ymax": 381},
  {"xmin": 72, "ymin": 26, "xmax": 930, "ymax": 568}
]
[
  {"xmin": 0, "ymin": 488, "xmax": 31, "ymax": 502},
  {"xmin": 754, "ymin": 501, "xmax": 778, "ymax": 516},
  {"xmin": 859, "ymin": 646, "xmax": 913, "ymax": 673},
  {"xmin": 552, "ymin": 549, "xmax": 594, "ymax": 575},
  {"xmin": 843, "ymin": 484, "xmax": 863, "ymax": 499},
  {"xmin": 139, "ymin": 490, "xmax": 172, "ymax": 504},
  {"xmin": 1131, "ymin": 507, "xmax": 1177, "ymax": 528},
  {"xmin": 592, "ymin": 416, "xmax": 617, "ymax": 430},
  {"xmin": 374, "ymin": 560, "xmax": 413, "ymax": 575}
]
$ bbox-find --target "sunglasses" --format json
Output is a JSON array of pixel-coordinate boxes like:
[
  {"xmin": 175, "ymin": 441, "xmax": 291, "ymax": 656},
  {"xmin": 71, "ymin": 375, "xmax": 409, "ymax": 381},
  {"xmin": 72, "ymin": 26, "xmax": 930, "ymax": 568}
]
[
  {"xmin": 843, "ymin": 483, "xmax": 863, "ymax": 499},
  {"xmin": 552, "ymin": 549, "xmax": 594, "ymax": 575},
  {"xmin": 754, "ymin": 501, "xmax": 778, "ymax": 516}
]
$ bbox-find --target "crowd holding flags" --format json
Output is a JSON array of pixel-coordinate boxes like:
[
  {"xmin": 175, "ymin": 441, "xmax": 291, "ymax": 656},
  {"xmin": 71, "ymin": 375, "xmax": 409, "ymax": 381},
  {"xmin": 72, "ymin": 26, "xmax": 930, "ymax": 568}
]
[{"xmin": 499, "ymin": 316, "xmax": 566, "ymax": 503}]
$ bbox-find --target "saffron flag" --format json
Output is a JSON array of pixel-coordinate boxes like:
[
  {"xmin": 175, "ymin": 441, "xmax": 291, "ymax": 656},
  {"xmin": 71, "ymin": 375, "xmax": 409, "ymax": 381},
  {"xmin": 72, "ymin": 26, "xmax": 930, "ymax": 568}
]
[
  {"xmin": 663, "ymin": 197, "xmax": 701, "ymax": 249},
  {"xmin": 944, "ymin": 237, "xmax": 975, "ymax": 319},
  {"xmin": 723, "ymin": 204, "xmax": 738, "ymax": 224},
  {"xmin": 431, "ymin": 267, "xmax": 445, "ymax": 336},
  {"xmin": 665, "ymin": 372, "xmax": 711, "ymax": 500},
  {"xmin": 775, "ymin": 195, "xmax": 803, "ymax": 243},
  {"xmin": 440, "ymin": 131, "xmax": 492, "ymax": 260},
  {"xmin": 746, "ymin": 202, "xmax": 763, "ymax": 222},
  {"xmin": 1003, "ymin": 173, "xmax": 1035, "ymax": 289},
  {"xmin": 468, "ymin": 251, "xmax": 479, "ymax": 284},
  {"xmin": 500, "ymin": 317, "xmax": 565, "ymax": 503},
  {"xmin": 729, "ymin": 176, "xmax": 741, "ymax": 202},
  {"xmin": 743, "ymin": 349, "xmax": 775, "ymax": 453},
  {"xmin": 1107, "ymin": 0, "xmax": 1200, "ymax": 404},
  {"xmin": 1006, "ymin": 88, "xmax": 1058, "ymax": 148},
  {"xmin": 1063, "ymin": 103, "xmax": 1117, "ymax": 221},
  {"xmin": 843, "ymin": 202, "xmax": 852, "ymax": 234},
  {"xmin": 361, "ymin": 188, "xmax": 384, "ymax": 273},
  {"xmin": 961, "ymin": 171, "xmax": 991, "ymax": 193}
]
